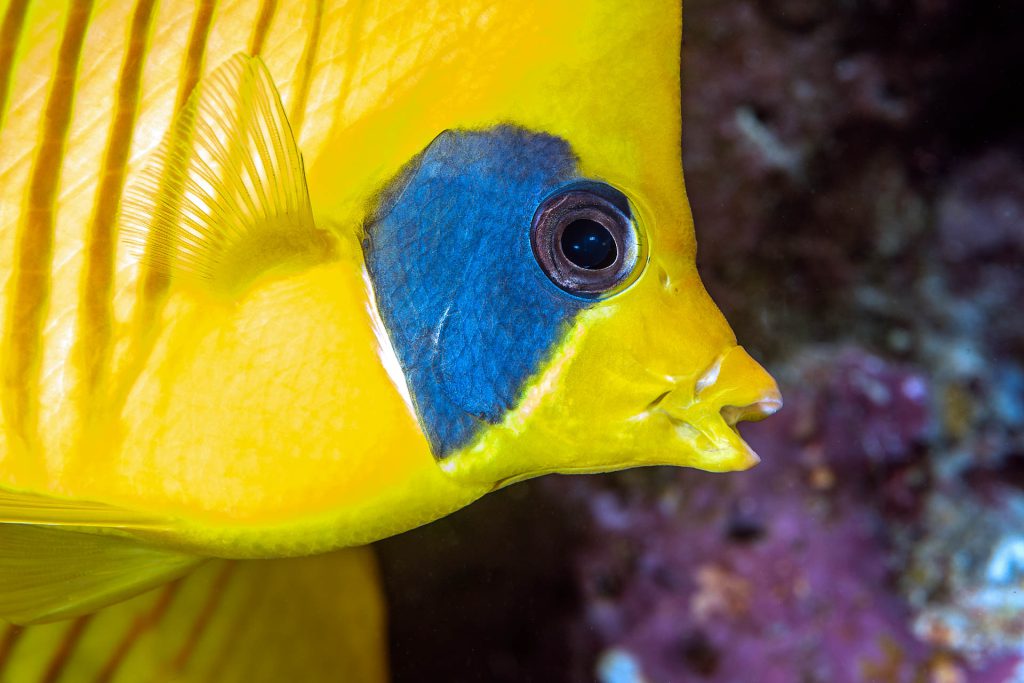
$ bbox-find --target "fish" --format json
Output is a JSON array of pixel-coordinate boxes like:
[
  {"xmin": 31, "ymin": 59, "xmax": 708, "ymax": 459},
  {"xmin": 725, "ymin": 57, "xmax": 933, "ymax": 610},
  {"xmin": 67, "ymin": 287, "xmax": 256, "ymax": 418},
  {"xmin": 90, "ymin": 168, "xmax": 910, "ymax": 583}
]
[
  {"xmin": 0, "ymin": 548, "xmax": 387, "ymax": 682},
  {"xmin": 0, "ymin": 0, "xmax": 782, "ymax": 626}
]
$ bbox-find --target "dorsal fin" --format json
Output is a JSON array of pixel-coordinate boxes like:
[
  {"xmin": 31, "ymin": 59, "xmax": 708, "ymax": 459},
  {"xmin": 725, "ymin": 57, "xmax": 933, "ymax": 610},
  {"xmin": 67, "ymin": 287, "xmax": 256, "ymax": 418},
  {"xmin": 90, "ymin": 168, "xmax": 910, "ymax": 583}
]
[
  {"xmin": 0, "ymin": 489, "xmax": 201, "ymax": 625},
  {"xmin": 120, "ymin": 54, "xmax": 335, "ymax": 297}
]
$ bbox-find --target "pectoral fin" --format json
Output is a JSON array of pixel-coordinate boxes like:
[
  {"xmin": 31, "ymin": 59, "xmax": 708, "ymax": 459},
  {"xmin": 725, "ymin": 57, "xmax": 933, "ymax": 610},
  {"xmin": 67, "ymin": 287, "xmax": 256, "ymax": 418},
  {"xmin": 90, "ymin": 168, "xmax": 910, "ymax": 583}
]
[
  {"xmin": 0, "ymin": 489, "xmax": 200, "ymax": 625},
  {"xmin": 120, "ymin": 53, "xmax": 335, "ymax": 297},
  {"xmin": 0, "ymin": 524, "xmax": 202, "ymax": 625}
]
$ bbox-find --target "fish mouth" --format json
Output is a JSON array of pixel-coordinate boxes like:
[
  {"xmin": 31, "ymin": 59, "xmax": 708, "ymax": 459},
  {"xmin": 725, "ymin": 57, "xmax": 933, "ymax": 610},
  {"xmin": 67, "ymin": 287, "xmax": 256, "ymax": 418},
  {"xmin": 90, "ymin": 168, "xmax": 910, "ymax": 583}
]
[
  {"xmin": 638, "ymin": 347, "xmax": 783, "ymax": 469},
  {"xmin": 655, "ymin": 392, "xmax": 781, "ymax": 443},
  {"xmin": 721, "ymin": 393, "xmax": 784, "ymax": 426}
]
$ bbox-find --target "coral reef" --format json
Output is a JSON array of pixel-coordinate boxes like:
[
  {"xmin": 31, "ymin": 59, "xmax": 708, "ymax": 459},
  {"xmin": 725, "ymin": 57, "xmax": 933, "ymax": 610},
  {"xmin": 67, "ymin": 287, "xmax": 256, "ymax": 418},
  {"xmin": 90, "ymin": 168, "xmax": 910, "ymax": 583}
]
[{"xmin": 564, "ymin": 351, "xmax": 1014, "ymax": 683}]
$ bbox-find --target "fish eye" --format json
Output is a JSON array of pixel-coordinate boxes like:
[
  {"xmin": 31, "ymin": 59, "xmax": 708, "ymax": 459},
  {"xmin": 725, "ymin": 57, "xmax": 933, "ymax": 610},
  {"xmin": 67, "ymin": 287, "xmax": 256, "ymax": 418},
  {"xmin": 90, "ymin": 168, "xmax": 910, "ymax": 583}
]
[{"xmin": 530, "ymin": 182, "xmax": 640, "ymax": 298}]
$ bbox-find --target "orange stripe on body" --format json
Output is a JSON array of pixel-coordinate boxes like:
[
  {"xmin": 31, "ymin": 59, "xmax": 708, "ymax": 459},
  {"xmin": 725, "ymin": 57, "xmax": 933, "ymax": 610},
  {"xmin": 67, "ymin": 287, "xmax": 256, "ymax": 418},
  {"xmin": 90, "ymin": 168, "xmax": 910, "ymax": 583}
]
[
  {"xmin": 135, "ymin": 0, "xmax": 215, "ymax": 307},
  {"xmin": 203, "ymin": 562, "xmax": 263, "ymax": 681},
  {"xmin": 248, "ymin": 0, "xmax": 278, "ymax": 56},
  {"xmin": 40, "ymin": 614, "xmax": 93, "ymax": 683},
  {"xmin": 174, "ymin": 0, "xmax": 217, "ymax": 114},
  {"xmin": 117, "ymin": 0, "xmax": 217, "ymax": 408},
  {"xmin": 75, "ymin": 0, "xmax": 157, "ymax": 418},
  {"xmin": 2, "ymin": 0, "xmax": 95, "ymax": 463},
  {"xmin": 93, "ymin": 578, "xmax": 183, "ymax": 683},
  {"xmin": 289, "ymin": 0, "xmax": 325, "ymax": 139},
  {"xmin": 0, "ymin": 0, "xmax": 29, "ymax": 132},
  {"xmin": 0, "ymin": 623, "xmax": 25, "ymax": 676},
  {"xmin": 171, "ymin": 561, "xmax": 235, "ymax": 674}
]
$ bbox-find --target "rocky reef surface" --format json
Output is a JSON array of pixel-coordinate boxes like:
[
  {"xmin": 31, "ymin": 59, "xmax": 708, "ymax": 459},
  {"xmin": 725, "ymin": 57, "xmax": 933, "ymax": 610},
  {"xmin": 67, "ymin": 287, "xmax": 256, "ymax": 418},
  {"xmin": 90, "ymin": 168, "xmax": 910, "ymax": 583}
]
[{"xmin": 377, "ymin": 1, "xmax": 1024, "ymax": 680}]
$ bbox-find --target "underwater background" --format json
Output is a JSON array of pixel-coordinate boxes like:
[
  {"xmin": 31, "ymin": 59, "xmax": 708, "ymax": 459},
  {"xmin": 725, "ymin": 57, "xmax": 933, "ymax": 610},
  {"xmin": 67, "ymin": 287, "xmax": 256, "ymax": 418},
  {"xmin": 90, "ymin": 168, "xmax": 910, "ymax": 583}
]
[{"xmin": 377, "ymin": 1, "xmax": 1024, "ymax": 681}]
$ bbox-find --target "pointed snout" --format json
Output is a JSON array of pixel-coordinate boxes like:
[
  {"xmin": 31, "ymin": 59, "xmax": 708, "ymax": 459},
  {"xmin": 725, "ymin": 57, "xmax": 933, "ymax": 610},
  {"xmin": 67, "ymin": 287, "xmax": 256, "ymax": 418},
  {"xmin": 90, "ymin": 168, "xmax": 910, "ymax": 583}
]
[
  {"xmin": 657, "ymin": 346, "xmax": 782, "ymax": 471},
  {"xmin": 707, "ymin": 345, "xmax": 783, "ymax": 423}
]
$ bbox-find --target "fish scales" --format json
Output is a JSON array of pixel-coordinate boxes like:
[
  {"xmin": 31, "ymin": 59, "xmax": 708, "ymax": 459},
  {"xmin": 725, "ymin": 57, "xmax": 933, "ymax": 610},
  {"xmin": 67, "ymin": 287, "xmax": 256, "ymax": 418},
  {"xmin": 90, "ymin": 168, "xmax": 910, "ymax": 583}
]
[
  {"xmin": 1, "ymin": 0, "xmax": 536, "ymax": 510},
  {"xmin": 0, "ymin": 0, "xmax": 424, "ymax": 489}
]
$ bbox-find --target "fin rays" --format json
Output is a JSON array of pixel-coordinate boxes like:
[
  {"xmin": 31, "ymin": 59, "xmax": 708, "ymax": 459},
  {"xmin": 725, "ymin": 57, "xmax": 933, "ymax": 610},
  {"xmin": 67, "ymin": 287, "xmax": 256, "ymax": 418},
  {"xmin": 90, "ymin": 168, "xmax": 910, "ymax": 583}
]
[
  {"xmin": 132, "ymin": 0, "xmax": 216, "ymax": 313},
  {"xmin": 0, "ymin": 524, "xmax": 201, "ymax": 625},
  {"xmin": 120, "ymin": 54, "xmax": 331, "ymax": 298},
  {"xmin": 0, "ymin": 488, "xmax": 196, "ymax": 625},
  {"xmin": 0, "ymin": 488, "xmax": 165, "ymax": 528}
]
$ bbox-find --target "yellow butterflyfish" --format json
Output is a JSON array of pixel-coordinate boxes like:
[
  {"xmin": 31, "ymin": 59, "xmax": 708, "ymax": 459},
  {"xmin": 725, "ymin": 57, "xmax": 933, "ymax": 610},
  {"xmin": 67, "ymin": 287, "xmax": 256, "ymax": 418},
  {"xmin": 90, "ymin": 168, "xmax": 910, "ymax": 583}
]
[{"xmin": 0, "ymin": 0, "xmax": 782, "ymax": 630}]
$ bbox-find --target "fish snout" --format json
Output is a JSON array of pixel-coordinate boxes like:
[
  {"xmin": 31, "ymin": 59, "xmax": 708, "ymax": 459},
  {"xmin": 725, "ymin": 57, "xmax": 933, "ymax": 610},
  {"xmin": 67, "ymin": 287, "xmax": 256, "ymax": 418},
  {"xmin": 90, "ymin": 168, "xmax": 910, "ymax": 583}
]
[{"xmin": 654, "ymin": 346, "xmax": 782, "ymax": 471}]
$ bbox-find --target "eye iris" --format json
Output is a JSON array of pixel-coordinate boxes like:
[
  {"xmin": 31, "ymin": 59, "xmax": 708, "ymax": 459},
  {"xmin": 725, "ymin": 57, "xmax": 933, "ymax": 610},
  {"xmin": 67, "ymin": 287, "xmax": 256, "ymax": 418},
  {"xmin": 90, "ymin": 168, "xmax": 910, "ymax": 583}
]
[
  {"xmin": 530, "ymin": 183, "xmax": 642, "ymax": 298},
  {"xmin": 560, "ymin": 219, "xmax": 617, "ymax": 270}
]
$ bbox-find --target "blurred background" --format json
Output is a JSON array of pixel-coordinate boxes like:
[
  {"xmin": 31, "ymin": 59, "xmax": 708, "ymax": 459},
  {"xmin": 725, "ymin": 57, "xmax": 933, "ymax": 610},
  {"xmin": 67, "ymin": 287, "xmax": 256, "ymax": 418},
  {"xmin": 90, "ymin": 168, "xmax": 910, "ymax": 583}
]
[{"xmin": 377, "ymin": 1, "xmax": 1024, "ymax": 681}]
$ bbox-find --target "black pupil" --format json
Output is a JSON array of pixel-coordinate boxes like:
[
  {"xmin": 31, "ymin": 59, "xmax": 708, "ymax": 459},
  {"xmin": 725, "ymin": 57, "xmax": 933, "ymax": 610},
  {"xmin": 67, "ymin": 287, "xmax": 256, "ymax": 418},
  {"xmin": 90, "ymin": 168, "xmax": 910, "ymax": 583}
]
[{"xmin": 560, "ymin": 219, "xmax": 617, "ymax": 270}]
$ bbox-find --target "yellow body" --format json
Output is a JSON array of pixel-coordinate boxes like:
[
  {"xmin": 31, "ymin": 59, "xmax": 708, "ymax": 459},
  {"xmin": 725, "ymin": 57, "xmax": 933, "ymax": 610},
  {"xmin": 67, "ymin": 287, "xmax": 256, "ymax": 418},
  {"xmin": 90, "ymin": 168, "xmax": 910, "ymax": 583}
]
[{"xmin": 0, "ymin": 0, "xmax": 780, "ymax": 567}]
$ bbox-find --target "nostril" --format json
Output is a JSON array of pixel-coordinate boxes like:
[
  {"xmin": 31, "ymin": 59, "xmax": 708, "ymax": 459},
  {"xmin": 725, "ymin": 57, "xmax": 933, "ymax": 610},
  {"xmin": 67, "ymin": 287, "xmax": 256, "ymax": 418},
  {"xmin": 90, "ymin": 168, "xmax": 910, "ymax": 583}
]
[
  {"xmin": 657, "ymin": 266, "xmax": 671, "ymax": 290},
  {"xmin": 644, "ymin": 389, "xmax": 672, "ymax": 412}
]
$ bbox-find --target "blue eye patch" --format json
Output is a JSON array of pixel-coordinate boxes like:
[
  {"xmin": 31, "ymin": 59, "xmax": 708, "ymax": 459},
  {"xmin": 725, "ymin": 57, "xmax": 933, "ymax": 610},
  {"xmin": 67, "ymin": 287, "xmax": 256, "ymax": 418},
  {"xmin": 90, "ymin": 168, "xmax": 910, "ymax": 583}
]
[{"xmin": 363, "ymin": 126, "xmax": 592, "ymax": 458}]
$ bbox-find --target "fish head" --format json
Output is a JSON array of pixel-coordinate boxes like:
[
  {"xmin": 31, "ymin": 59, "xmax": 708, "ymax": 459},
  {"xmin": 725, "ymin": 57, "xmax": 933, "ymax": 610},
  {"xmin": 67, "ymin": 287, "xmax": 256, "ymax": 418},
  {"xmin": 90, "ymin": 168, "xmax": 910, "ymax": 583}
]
[
  {"xmin": 451, "ymin": 242, "xmax": 785, "ymax": 487},
  {"xmin": 363, "ymin": 125, "xmax": 781, "ymax": 489},
  {"xmin": 317, "ymin": 1, "xmax": 781, "ymax": 491}
]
